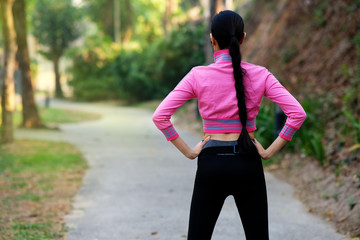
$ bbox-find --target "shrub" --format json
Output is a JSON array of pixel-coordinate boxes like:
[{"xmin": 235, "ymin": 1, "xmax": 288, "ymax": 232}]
[
  {"xmin": 113, "ymin": 22, "xmax": 205, "ymax": 101},
  {"xmin": 67, "ymin": 34, "xmax": 120, "ymax": 101},
  {"xmin": 68, "ymin": 22, "xmax": 205, "ymax": 102}
]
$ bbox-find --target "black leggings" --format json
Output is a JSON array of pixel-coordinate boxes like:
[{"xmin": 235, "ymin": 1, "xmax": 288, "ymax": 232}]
[{"xmin": 187, "ymin": 146, "xmax": 269, "ymax": 240}]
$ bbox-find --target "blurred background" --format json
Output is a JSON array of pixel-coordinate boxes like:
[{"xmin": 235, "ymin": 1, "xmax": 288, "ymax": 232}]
[{"xmin": 0, "ymin": 0, "xmax": 359, "ymax": 238}]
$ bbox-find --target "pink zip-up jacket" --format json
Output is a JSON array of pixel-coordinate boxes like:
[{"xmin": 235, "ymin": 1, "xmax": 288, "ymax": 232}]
[{"xmin": 152, "ymin": 49, "xmax": 306, "ymax": 141}]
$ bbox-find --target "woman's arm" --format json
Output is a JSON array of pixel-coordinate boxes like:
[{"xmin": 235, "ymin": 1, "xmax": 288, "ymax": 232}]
[
  {"xmin": 253, "ymin": 136, "xmax": 287, "ymax": 160},
  {"xmin": 171, "ymin": 136, "xmax": 211, "ymax": 160}
]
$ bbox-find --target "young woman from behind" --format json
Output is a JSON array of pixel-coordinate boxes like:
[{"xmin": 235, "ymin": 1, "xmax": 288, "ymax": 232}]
[{"xmin": 152, "ymin": 10, "xmax": 306, "ymax": 240}]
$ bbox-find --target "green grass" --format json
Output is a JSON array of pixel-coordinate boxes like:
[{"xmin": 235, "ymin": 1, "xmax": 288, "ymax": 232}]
[
  {"xmin": 0, "ymin": 139, "xmax": 87, "ymax": 240},
  {"xmin": 0, "ymin": 104, "xmax": 95, "ymax": 239},
  {"xmin": 0, "ymin": 106, "xmax": 101, "ymax": 132},
  {"xmin": 37, "ymin": 107, "xmax": 101, "ymax": 124},
  {"xmin": 0, "ymin": 141, "xmax": 85, "ymax": 174}
]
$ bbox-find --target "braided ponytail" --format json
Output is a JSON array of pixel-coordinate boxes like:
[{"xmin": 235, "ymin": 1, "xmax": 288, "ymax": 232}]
[{"xmin": 212, "ymin": 10, "xmax": 257, "ymax": 155}]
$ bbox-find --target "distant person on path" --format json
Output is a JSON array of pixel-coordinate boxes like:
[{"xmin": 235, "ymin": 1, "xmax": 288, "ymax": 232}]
[{"xmin": 152, "ymin": 10, "xmax": 306, "ymax": 240}]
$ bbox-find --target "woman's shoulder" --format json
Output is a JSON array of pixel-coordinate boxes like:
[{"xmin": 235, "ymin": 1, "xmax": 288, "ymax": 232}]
[{"xmin": 241, "ymin": 61, "xmax": 269, "ymax": 74}]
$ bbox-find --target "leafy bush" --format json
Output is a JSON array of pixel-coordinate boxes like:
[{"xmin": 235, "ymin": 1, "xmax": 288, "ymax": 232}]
[
  {"xmin": 287, "ymin": 97, "xmax": 328, "ymax": 165},
  {"xmin": 67, "ymin": 34, "xmax": 120, "ymax": 101},
  {"xmin": 113, "ymin": 22, "xmax": 205, "ymax": 101},
  {"xmin": 68, "ymin": 22, "xmax": 205, "ymax": 102},
  {"xmin": 255, "ymin": 102, "xmax": 275, "ymax": 147}
]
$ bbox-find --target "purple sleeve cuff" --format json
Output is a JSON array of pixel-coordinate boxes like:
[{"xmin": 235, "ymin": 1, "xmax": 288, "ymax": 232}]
[
  {"xmin": 279, "ymin": 124, "xmax": 298, "ymax": 141},
  {"xmin": 246, "ymin": 118, "xmax": 257, "ymax": 132},
  {"xmin": 161, "ymin": 126, "xmax": 179, "ymax": 141}
]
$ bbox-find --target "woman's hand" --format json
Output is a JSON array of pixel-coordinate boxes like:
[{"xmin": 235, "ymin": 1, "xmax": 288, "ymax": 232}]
[
  {"xmin": 171, "ymin": 136, "xmax": 211, "ymax": 160},
  {"xmin": 188, "ymin": 136, "xmax": 211, "ymax": 160},
  {"xmin": 253, "ymin": 137, "xmax": 288, "ymax": 160},
  {"xmin": 253, "ymin": 138, "xmax": 270, "ymax": 160}
]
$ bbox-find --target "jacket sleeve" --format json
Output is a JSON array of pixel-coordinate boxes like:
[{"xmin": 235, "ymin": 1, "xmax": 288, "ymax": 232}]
[
  {"xmin": 152, "ymin": 69, "xmax": 197, "ymax": 141},
  {"xmin": 264, "ymin": 72, "xmax": 306, "ymax": 141}
]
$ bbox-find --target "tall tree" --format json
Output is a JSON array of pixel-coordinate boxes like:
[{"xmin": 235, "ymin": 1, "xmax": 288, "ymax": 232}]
[
  {"xmin": 113, "ymin": 0, "xmax": 121, "ymax": 43},
  {"xmin": 204, "ymin": 0, "xmax": 224, "ymax": 64},
  {"xmin": 32, "ymin": 0, "xmax": 81, "ymax": 98},
  {"xmin": 84, "ymin": 0, "xmax": 134, "ymax": 43},
  {"xmin": 0, "ymin": 0, "xmax": 16, "ymax": 143},
  {"xmin": 163, "ymin": 0, "xmax": 178, "ymax": 38},
  {"xmin": 13, "ymin": 0, "xmax": 44, "ymax": 128}
]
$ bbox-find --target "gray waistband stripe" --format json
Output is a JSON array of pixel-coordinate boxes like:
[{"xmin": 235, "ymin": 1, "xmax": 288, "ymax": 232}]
[{"xmin": 203, "ymin": 139, "xmax": 238, "ymax": 149}]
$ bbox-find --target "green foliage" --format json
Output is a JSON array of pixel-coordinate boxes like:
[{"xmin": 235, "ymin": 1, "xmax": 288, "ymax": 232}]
[
  {"xmin": 9, "ymin": 222, "xmax": 63, "ymax": 240},
  {"xmin": 343, "ymin": 109, "xmax": 360, "ymax": 143},
  {"xmin": 287, "ymin": 97, "xmax": 328, "ymax": 165},
  {"xmin": 311, "ymin": 0, "xmax": 328, "ymax": 28},
  {"xmin": 254, "ymin": 96, "xmax": 329, "ymax": 165},
  {"xmin": 355, "ymin": 34, "xmax": 360, "ymax": 57},
  {"xmin": 282, "ymin": 48, "xmax": 298, "ymax": 64},
  {"xmin": 0, "ymin": 141, "xmax": 86, "ymax": 174},
  {"xmin": 69, "ymin": 22, "xmax": 205, "ymax": 102},
  {"xmin": 0, "ymin": 139, "xmax": 87, "ymax": 239},
  {"xmin": 113, "ymin": 22, "xmax": 205, "ymax": 101},
  {"xmin": 67, "ymin": 34, "xmax": 119, "ymax": 101},
  {"xmin": 348, "ymin": 196, "xmax": 357, "ymax": 211},
  {"xmin": 340, "ymin": 58, "xmax": 360, "ymax": 144},
  {"xmin": 255, "ymin": 102, "xmax": 275, "ymax": 147},
  {"xmin": 332, "ymin": 191, "xmax": 338, "ymax": 202},
  {"xmin": 114, "ymin": 23, "xmax": 205, "ymax": 101},
  {"xmin": 32, "ymin": 0, "xmax": 82, "ymax": 59},
  {"xmin": 83, "ymin": 0, "xmax": 166, "ymax": 44}
]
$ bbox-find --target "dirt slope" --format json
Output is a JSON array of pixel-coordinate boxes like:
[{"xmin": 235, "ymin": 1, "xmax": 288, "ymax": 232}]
[{"xmin": 241, "ymin": 0, "xmax": 360, "ymax": 237}]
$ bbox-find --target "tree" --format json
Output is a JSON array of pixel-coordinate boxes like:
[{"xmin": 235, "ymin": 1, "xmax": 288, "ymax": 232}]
[
  {"xmin": 84, "ymin": 0, "xmax": 134, "ymax": 43},
  {"xmin": 163, "ymin": 0, "xmax": 178, "ymax": 38},
  {"xmin": 32, "ymin": 0, "xmax": 81, "ymax": 98},
  {"xmin": 204, "ymin": 0, "xmax": 224, "ymax": 64},
  {"xmin": 13, "ymin": 0, "xmax": 44, "ymax": 128},
  {"xmin": 0, "ymin": 0, "xmax": 17, "ymax": 143}
]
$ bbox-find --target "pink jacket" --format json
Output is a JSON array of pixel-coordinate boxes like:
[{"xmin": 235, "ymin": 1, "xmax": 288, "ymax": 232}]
[{"xmin": 153, "ymin": 49, "xmax": 306, "ymax": 141}]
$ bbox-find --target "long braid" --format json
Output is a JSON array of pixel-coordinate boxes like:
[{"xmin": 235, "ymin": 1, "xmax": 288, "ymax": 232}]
[
  {"xmin": 229, "ymin": 35, "xmax": 257, "ymax": 154},
  {"xmin": 212, "ymin": 10, "xmax": 257, "ymax": 155}
]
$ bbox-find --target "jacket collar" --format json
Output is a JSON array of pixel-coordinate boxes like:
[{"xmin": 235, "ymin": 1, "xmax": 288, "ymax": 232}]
[{"xmin": 214, "ymin": 49, "xmax": 232, "ymax": 63}]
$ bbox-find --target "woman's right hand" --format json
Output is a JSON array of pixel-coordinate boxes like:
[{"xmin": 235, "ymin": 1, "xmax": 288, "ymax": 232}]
[
  {"xmin": 253, "ymin": 138, "xmax": 270, "ymax": 160},
  {"xmin": 253, "ymin": 137, "xmax": 288, "ymax": 160}
]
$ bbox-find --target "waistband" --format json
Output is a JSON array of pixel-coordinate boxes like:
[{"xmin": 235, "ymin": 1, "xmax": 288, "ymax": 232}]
[
  {"xmin": 201, "ymin": 140, "xmax": 240, "ymax": 156},
  {"xmin": 200, "ymin": 145, "xmax": 240, "ymax": 156},
  {"xmin": 203, "ymin": 139, "xmax": 238, "ymax": 149}
]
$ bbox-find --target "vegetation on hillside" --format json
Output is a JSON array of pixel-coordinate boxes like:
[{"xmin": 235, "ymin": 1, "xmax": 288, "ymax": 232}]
[{"xmin": 243, "ymin": 0, "xmax": 360, "ymax": 236}]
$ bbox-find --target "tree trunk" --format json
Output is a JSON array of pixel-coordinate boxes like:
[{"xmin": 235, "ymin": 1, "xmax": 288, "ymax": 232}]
[
  {"xmin": 114, "ymin": 0, "xmax": 121, "ymax": 43},
  {"xmin": 0, "ymin": 0, "xmax": 17, "ymax": 143},
  {"xmin": 13, "ymin": 0, "xmax": 44, "ymax": 128},
  {"xmin": 204, "ymin": 0, "xmax": 224, "ymax": 64},
  {"xmin": 163, "ymin": 0, "xmax": 172, "ymax": 38},
  {"xmin": 53, "ymin": 55, "xmax": 63, "ymax": 98}
]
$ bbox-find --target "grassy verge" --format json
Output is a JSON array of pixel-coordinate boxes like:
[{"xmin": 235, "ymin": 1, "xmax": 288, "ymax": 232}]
[
  {"xmin": 0, "ymin": 106, "xmax": 101, "ymax": 132},
  {"xmin": 0, "ymin": 106, "xmax": 97, "ymax": 239},
  {"xmin": 0, "ymin": 139, "xmax": 88, "ymax": 240}
]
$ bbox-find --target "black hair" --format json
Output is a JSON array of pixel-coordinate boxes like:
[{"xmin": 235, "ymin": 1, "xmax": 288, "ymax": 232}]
[{"xmin": 211, "ymin": 10, "xmax": 257, "ymax": 155}]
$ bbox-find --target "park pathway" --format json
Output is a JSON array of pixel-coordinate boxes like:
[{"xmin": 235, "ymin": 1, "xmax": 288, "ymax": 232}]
[{"xmin": 15, "ymin": 99, "xmax": 346, "ymax": 240}]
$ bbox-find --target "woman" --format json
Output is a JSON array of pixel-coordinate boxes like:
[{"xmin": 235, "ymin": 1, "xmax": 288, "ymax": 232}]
[{"xmin": 152, "ymin": 10, "xmax": 306, "ymax": 240}]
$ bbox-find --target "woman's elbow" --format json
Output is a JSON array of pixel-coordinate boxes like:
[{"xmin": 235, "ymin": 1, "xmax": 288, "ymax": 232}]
[
  {"xmin": 152, "ymin": 112, "xmax": 160, "ymax": 126},
  {"xmin": 298, "ymin": 108, "xmax": 307, "ymax": 125}
]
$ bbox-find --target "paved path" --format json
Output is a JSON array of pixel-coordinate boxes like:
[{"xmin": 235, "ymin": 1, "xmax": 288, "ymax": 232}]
[{"xmin": 15, "ymin": 99, "xmax": 346, "ymax": 240}]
